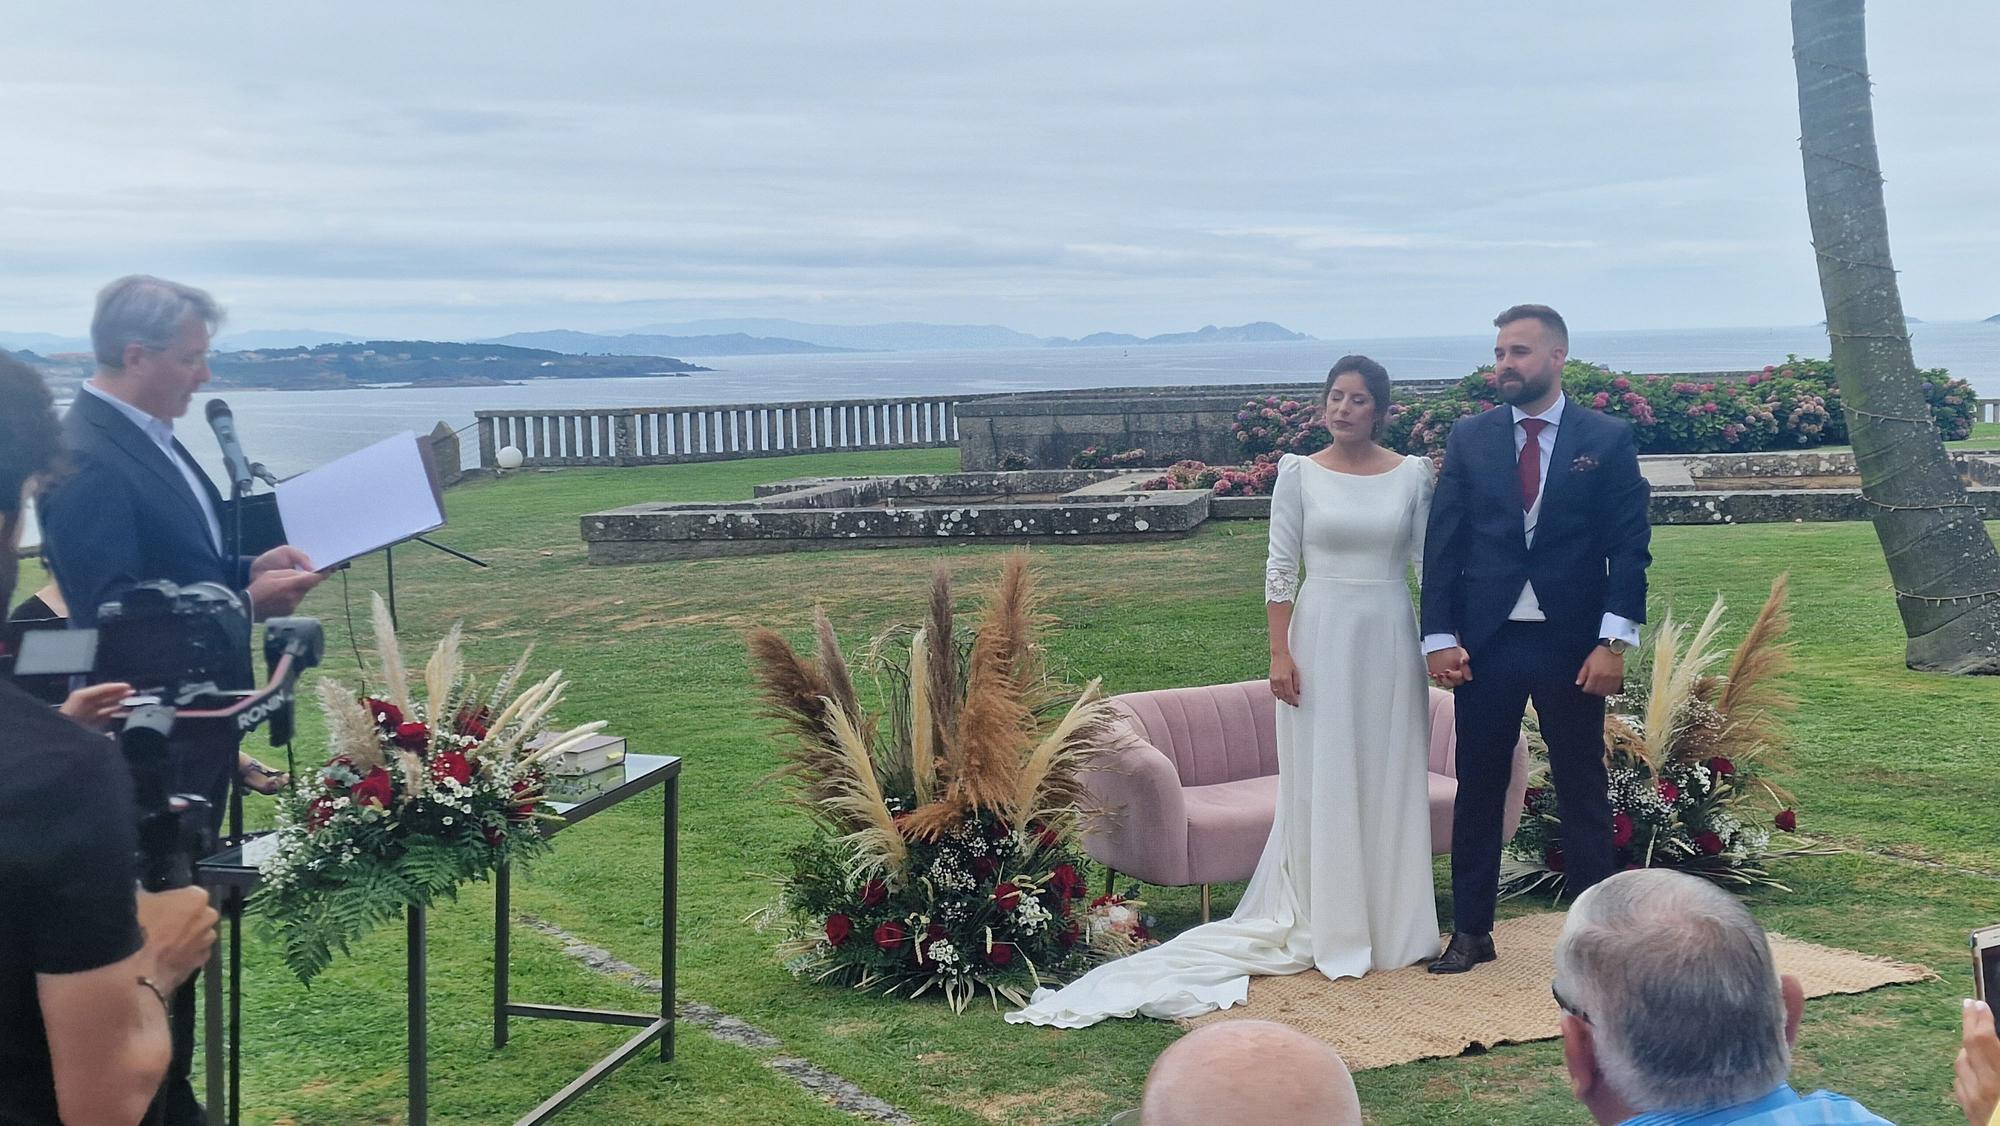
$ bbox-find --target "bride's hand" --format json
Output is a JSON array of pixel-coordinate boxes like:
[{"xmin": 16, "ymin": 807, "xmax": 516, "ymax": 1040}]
[{"xmin": 1269, "ymin": 652, "xmax": 1301, "ymax": 707}]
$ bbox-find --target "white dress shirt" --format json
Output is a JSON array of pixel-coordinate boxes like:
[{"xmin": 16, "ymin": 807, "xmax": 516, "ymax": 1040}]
[
  {"xmin": 1422, "ymin": 393, "xmax": 1640, "ymax": 654},
  {"xmin": 80, "ymin": 381, "xmax": 224, "ymax": 554}
]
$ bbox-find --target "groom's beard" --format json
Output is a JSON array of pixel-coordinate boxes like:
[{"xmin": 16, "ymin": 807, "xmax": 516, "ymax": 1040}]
[{"xmin": 1495, "ymin": 369, "xmax": 1555, "ymax": 406}]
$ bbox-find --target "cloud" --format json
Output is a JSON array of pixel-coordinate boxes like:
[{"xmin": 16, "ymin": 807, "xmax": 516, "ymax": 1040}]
[{"xmin": 0, "ymin": 2, "xmax": 1993, "ymax": 339}]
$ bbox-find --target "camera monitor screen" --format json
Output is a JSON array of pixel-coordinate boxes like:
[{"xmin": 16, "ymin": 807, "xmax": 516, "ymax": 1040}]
[
  {"xmin": 11, "ymin": 628, "xmax": 97, "ymax": 677},
  {"xmin": 1982, "ymin": 939, "xmax": 2000, "ymax": 1005}
]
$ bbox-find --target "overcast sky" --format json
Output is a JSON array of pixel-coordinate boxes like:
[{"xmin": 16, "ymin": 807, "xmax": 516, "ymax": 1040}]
[{"xmin": 3, "ymin": 3, "xmax": 1995, "ymax": 341}]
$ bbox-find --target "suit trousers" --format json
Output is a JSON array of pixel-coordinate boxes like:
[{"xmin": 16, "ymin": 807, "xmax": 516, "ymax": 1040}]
[{"xmin": 1448, "ymin": 621, "xmax": 1615, "ymax": 934}]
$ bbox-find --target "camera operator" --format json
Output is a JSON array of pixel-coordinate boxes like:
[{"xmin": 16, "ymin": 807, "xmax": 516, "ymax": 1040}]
[
  {"xmin": 0, "ymin": 354, "xmax": 220, "ymax": 1126},
  {"xmin": 33, "ymin": 275, "xmax": 321, "ymax": 1125}
]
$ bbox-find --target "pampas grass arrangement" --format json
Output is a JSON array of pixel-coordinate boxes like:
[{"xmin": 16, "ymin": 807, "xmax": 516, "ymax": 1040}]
[
  {"xmin": 1503, "ymin": 575, "xmax": 1822, "ymax": 897},
  {"xmin": 749, "ymin": 553, "xmax": 1119, "ymax": 1012}
]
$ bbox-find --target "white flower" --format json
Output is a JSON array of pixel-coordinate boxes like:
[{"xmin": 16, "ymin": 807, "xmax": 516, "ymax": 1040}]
[
  {"xmin": 926, "ymin": 940, "xmax": 960, "ymax": 968},
  {"xmin": 1014, "ymin": 897, "xmax": 1051, "ymax": 935}
]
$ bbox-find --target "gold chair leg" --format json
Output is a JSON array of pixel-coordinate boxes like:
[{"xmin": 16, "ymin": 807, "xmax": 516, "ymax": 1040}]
[{"xmin": 1200, "ymin": 884, "xmax": 1212, "ymax": 923}]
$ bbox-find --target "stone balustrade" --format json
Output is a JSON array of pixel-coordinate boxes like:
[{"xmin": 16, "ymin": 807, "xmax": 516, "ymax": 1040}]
[{"xmin": 474, "ymin": 396, "xmax": 980, "ymax": 469}]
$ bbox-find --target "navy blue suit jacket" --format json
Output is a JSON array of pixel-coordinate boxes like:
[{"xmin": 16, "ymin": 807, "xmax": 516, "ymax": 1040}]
[
  {"xmin": 1419, "ymin": 400, "xmax": 1652, "ymax": 659},
  {"xmin": 38, "ymin": 390, "xmax": 252, "ymax": 629}
]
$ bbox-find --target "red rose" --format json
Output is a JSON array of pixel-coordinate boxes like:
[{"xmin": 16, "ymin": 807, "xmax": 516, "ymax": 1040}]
[
  {"xmin": 365, "ymin": 698, "xmax": 403, "ymax": 729},
  {"xmin": 825, "ymin": 914, "xmax": 853, "ymax": 946},
  {"xmin": 872, "ymin": 921, "xmax": 905, "ymax": 953},
  {"xmin": 350, "ymin": 767, "xmax": 394, "ymax": 809},
  {"xmin": 1030, "ymin": 820, "xmax": 1060, "ymax": 848},
  {"xmin": 429, "ymin": 750, "xmax": 472, "ymax": 786},
  {"xmin": 394, "ymin": 722, "xmax": 430, "ymax": 751},
  {"xmin": 1775, "ymin": 809, "xmax": 1797, "ymax": 833},
  {"xmin": 482, "ymin": 824, "xmax": 505, "ymax": 847},
  {"xmin": 859, "ymin": 879, "xmax": 888, "ymax": 908},
  {"xmin": 1696, "ymin": 831, "xmax": 1726, "ymax": 855},
  {"xmin": 1611, "ymin": 812, "xmax": 1634, "ymax": 848},
  {"xmin": 1523, "ymin": 786, "xmax": 1547, "ymax": 809},
  {"xmin": 307, "ymin": 796, "xmax": 336, "ymax": 831},
  {"xmin": 1058, "ymin": 921, "xmax": 1080, "ymax": 948},
  {"xmin": 1657, "ymin": 781, "xmax": 1680, "ymax": 804},
  {"xmin": 455, "ymin": 705, "xmax": 491, "ymax": 740},
  {"xmin": 986, "ymin": 942, "xmax": 1015, "ymax": 967},
  {"xmin": 993, "ymin": 882, "xmax": 1022, "ymax": 911},
  {"xmin": 1049, "ymin": 863, "xmax": 1082, "ymax": 901},
  {"xmin": 1708, "ymin": 756, "xmax": 1736, "ymax": 777},
  {"xmin": 1545, "ymin": 848, "xmax": 1566, "ymax": 873},
  {"xmin": 972, "ymin": 856, "xmax": 999, "ymax": 879}
]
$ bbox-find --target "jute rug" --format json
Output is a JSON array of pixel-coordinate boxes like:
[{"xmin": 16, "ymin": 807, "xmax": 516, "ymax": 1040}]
[{"xmin": 1179, "ymin": 912, "xmax": 1933, "ymax": 1071}]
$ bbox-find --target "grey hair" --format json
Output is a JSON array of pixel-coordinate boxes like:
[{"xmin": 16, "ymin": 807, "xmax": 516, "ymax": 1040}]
[
  {"xmin": 1553, "ymin": 870, "xmax": 1790, "ymax": 1113},
  {"xmin": 91, "ymin": 275, "xmax": 224, "ymax": 368}
]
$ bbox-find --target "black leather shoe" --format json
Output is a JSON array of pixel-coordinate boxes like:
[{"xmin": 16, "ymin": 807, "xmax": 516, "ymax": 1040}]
[{"xmin": 1427, "ymin": 932, "xmax": 1496, "ymax": 974}]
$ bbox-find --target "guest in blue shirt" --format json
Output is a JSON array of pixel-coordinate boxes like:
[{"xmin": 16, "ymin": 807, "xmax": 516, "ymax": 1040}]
[{"xmin": 1553, "ymin": 870, "xmax": 1893, "ymax": 1125}]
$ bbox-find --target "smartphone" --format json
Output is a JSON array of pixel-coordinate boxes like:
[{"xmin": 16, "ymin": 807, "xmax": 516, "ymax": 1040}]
[{"xmin": 1974, "ymin": 925, "xmax": 2000, "ymax": 1006}]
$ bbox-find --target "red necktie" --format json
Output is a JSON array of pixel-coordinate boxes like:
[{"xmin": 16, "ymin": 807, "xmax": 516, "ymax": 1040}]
[{"xmin": 1518, "ymin": 417, "xmax": 1549, "ymax": 511}]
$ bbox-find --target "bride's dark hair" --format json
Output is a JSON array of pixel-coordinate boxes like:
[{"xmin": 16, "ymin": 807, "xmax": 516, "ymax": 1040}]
[{"xmin": 1323, "ymin": 354, "xmax": 1393, "ymax": 440}]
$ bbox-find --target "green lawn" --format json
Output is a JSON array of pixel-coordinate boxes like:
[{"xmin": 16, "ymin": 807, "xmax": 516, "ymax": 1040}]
[{"xmin": 54, "ymin": 448, "xmax": 1996, "ymax": 1124}]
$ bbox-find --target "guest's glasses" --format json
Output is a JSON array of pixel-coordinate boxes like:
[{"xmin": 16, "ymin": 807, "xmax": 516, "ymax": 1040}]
[{"xmin": 1551, "ymin": 982, "xmax": 1589, "ymax": 1023}]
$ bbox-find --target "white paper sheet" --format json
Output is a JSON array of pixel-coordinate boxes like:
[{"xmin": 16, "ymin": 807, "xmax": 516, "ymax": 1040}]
[{"xmin": 275, "ymin": 432, "xmax": 445, "ymax": 569}]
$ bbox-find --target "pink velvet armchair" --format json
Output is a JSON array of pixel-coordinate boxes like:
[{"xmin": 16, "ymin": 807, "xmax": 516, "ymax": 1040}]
[{"xmin": 1080, "ymin": 680, "xmax": 1530, "ymax": 921}]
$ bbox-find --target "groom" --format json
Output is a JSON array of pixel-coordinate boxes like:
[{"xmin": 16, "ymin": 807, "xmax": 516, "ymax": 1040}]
[{"xmin": 1419, "ymin": 304, "xmax": 1653, "ymax": 974}]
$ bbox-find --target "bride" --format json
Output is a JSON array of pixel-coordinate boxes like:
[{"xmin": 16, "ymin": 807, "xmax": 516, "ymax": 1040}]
[{"xmin": 1007, "ymin": 354, "xmax": 1440, "ymax": 1028}]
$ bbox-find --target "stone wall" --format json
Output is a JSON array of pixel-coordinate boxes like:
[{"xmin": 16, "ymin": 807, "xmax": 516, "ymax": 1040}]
[
  {"xmin": 956, "ymin": 381, "xmax": 1456, "ymax": 471},
  {"xmin": 956, "ymin": 373, "xmax": 1766, "ymax": 470}
]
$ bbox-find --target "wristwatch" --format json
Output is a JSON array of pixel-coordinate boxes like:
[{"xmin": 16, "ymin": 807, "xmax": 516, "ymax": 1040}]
[{"xmin": 1599, "ymin": 637, "xmax": 1635, "ymax": 655}]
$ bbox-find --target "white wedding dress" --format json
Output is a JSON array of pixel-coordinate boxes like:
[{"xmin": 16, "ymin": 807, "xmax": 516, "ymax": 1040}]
[{"xmin": 1006, "ymin": 452, "xmax": 1440, "ymax": 1028}]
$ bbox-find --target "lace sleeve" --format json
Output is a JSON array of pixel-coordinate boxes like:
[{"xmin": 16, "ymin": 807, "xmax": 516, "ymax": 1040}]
[{"xmin": 1265, "ymin": 456, "xmax": 1303, "ymax": 603}]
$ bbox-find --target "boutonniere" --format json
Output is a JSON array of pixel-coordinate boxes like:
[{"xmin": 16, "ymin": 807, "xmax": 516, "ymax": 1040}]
[{"xmin": 1569, "ymin": 454, "xmax": 1600, "ymax": 473}]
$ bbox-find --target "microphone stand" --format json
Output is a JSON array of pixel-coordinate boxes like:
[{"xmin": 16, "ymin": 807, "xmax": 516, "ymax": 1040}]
[{"xmin": 222, "ymin": 472, "xmax": 248, "ymax": 1126}]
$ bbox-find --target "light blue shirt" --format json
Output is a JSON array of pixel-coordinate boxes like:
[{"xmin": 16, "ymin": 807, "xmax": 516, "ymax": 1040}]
[
  {"xmin": 80, "ymin": 381, "xmax": 224, "ymax": 554},
  {"xmin": 1618, "ymin": 1084, "xmax": 1894, "ymax": 1126}
]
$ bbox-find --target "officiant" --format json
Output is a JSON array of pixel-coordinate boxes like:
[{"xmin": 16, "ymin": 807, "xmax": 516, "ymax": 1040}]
[{"xmin": 34, "ymin": 273, "xmax": 326, "ymax": 1126}]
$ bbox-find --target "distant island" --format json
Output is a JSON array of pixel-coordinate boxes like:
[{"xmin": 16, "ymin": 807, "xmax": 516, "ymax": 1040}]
[
  {"xmin": 208, "ymin": 341, "xmax": 707, "ymax": 389},
  {"xmin": 8, "ymin": 341, "xmax": 708, "ymax": 394},
  {"xmin": 1986, "ymin": 313, "xmax": 2000, "ymax": 323},
  {"xmin": 1045, "ymin": 321, "xmax": 1311, "ymax": 347},
  {"xmin": 6, "ymin": 318, "xmax": 1320, "ymax": 363},
  {"xmin": 481, "ymin": 329, "xmax": 853, "ymax": 358},
  {"xmin": 516, "ymin": 318, "xmax": 1316, "ymax": 353}
]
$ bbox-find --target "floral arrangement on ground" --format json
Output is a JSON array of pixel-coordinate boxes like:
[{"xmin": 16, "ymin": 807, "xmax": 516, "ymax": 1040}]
[
  {"xmin": 254, "ymin": 595, "xmax": 603, "ymax": 982},
  {"xmin": 1501, "ymin": 575, "xmax": 1820, "ymax": 897},
  {"xmin": 748, "ymin": 554, "xmax": 1147, "ymax": 1012}
]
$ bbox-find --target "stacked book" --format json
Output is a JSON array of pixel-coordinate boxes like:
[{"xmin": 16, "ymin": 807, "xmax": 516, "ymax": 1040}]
[{"xmin": 535, "ymin": 732, "xmax": 629, "ymax": 801}]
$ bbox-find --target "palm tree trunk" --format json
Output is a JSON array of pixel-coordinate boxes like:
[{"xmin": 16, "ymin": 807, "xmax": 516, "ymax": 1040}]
[{"xmin": 1791, "ymin": 0, "xmax": 2000, "ymax": 673}]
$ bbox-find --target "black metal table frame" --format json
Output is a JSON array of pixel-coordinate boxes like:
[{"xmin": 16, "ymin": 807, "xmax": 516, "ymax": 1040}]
[{"xmin": 197, "ymin": 753, "xmax": 680, "ymax": 1125}]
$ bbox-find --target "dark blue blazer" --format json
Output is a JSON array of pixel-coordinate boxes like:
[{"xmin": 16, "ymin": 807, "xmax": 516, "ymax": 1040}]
[
  {"xmin": 1420, "ymin": 400, "xmax": 1652, "ymax": 659},
  {"xmin": 38, "ymin": 390, "xmax": 252, "ymax": 629}
]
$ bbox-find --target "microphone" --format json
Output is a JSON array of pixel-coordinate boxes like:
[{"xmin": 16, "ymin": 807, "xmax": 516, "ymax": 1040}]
[{"xmin": 205, "ymin": 399, "xmax": 256, "ymax": 493}]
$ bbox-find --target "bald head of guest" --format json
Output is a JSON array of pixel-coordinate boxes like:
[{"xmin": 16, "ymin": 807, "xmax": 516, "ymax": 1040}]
[{"xmin": 1139, "ymin": 1020, "xmax": 1361, "ymax": 1126}]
